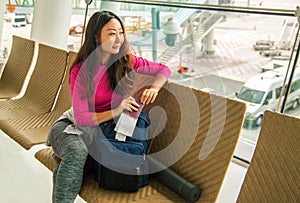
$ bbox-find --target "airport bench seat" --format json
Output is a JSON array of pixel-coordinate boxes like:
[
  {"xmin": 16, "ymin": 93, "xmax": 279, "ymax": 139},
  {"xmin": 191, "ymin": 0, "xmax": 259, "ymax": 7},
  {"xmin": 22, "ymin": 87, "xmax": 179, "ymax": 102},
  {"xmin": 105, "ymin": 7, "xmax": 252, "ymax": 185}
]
[
  {"xmin": 0, "ymin": 35, "xmax": 35, "ymax": 100},
  {"xmin": 0, "ymin": 51, "xmax": 76, "ymax": 150},
  {"xmin": 35, "ymin": 82, "xmax": 246, "ymax": 202},
  {"xmin": 0, "ymin": 43, "xmax": 68, "ymax": 119},
  {"xmin": 0, "ymin": 44, "xmax": 70, "ymax": 150},
  {"xmin": 237, "ymin": 110, "xmax": 300, "ymax": 202}
]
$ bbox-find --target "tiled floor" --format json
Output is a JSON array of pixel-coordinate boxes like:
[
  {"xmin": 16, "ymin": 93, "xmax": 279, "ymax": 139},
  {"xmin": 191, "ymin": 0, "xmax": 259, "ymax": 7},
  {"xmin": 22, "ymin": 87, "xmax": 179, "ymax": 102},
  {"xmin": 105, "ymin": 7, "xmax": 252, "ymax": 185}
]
[
  {"xmin": 0, "ymin": 130, "xmax": 86, "ymax": 203},
  {"xmin": 0, "ymin": 129, "xmax": 247, "ymax": 203}
]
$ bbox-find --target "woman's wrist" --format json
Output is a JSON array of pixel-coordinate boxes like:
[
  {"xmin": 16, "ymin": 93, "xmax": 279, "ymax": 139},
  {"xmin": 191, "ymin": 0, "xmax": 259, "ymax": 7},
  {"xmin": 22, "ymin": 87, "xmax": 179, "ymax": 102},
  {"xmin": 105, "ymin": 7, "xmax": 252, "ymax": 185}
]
[
  {"xmin": 150, "ymin": 85, "xmax": 161, "ymax": 92},
  {"xmin": 150, "ymin": 76, "xmax": 167, "ymax": 92},
  {"xmin": 112, "ymin": 107, "xmax": 122, "ymax": 117}
]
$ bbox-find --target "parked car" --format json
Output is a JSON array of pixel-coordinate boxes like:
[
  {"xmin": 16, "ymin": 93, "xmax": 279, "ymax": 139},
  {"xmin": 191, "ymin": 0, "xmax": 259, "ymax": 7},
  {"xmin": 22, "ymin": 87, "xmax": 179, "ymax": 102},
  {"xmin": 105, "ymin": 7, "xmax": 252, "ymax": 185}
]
[
  {"xmin": 253, "ymin": 44, "xmax": 272, "ymax": 51},
  {"xmin": 235, "ymin": 66, "xmax": 300, "ymax": 128},
  {"xmin": 69, "ymin": 24, "xmax": 85, "ymax": 35},
  {"xmin": 255, "ymin": 40, "xmax": 274, "ymax": 46},
  {"xmin": 272, "ymin": 55, "xmax": 290, "ymax": 61},
  {"xmin": 11, "ymin": 15, "xmax": 26, "ymax": 27},
  {"xmin": 253, "ymin": 39, "xmax": 275, "ymax": 51},
  {"xmin": 260, "ymin": 49, "xmax": 282, "ymax": 57}
]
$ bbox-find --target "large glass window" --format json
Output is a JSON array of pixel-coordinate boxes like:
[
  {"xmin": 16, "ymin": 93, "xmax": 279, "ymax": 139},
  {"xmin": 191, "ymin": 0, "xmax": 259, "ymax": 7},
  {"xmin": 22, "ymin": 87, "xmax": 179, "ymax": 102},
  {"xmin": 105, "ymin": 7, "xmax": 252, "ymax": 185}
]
[
  {"xmin": 236, "ymin": 87, "xmax": 265, "ymax": 104},
  {"xmin": 1, "ymin": 0, "xmax": 299, "ymax": 164}
]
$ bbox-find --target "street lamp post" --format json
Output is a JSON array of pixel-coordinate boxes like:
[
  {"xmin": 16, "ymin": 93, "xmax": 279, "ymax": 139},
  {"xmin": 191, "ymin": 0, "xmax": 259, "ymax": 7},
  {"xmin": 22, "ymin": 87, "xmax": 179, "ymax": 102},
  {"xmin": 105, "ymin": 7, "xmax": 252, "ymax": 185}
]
[
  {"xmin": 151, "ymin": 12, "xmax": 181, "ymax": 64},
  {"xmin": 163, "ymin": 17, "xmax": 182, "ymax": 71},
  {"xmin": 163, "ymin": 17, "xmax": 181, "ymax": 47},
  {"xmin": 151, "ymin": 8, "xmax": 159, "ymax": 61}
]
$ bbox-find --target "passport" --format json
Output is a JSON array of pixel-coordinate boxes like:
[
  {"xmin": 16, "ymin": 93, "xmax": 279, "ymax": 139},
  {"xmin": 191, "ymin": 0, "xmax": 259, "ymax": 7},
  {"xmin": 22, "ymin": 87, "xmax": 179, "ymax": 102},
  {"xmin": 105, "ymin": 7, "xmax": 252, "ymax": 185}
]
[
  {"xmin": 125, "ymin": 100, "xmax": 144, "ymax": 119},
  {"xmin": 114, "ymin": 99, "xmax": 144, "ymax": 138}
]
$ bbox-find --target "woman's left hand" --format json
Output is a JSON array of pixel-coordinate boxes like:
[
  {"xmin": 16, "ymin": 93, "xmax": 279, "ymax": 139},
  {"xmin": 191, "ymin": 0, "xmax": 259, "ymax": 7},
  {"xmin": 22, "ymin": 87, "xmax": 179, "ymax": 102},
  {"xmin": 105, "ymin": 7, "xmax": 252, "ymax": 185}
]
[{"xmin": 141, "ymin": 87, "xmax": 159, "ymax": 105}]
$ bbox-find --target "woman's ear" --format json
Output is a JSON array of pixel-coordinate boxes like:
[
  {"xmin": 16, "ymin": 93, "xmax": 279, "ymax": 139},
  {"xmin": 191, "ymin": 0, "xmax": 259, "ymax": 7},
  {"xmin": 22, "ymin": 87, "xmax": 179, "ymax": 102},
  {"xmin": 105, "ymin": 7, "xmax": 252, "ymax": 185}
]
[{"xmin": 95, "ymin": 35, "xmax": 99, "ymax": 44}]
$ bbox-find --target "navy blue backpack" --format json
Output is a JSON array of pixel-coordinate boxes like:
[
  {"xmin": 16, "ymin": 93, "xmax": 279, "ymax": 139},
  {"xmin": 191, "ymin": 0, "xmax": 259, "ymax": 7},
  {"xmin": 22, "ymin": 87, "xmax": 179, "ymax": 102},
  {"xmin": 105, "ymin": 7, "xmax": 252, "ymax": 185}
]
[{"xmin": 94, "ymin": 111, "xmax": 150, "ymax": 192}]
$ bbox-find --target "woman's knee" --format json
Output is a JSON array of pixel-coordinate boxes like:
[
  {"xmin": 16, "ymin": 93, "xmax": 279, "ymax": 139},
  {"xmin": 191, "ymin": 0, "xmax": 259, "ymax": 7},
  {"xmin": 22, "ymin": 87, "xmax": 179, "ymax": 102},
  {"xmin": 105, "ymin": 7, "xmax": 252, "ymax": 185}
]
[{"xmin": 64, "ymin": 139, "xmax": 88, "ymax": 161}]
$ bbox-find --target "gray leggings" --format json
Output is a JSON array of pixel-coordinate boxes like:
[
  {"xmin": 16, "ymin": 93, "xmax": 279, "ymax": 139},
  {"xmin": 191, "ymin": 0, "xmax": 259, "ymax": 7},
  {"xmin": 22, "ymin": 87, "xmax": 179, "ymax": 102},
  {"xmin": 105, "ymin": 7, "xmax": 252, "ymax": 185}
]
[{"xmin": 49, "ymin": 119, "xmax": 88, "ymax": 203}]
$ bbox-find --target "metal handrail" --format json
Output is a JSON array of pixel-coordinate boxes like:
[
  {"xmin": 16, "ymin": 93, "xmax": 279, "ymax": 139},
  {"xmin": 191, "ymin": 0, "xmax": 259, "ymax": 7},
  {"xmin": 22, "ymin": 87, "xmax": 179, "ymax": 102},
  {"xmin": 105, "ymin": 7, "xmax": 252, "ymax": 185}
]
[{"xmin": 101, "ymin": 0, "xmax": 296, "ymax": 17}]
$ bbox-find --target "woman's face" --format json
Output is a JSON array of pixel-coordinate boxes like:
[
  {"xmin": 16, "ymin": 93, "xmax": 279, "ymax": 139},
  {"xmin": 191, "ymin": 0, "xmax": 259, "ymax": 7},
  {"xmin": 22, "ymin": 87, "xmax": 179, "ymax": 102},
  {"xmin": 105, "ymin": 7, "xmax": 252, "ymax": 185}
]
[{"xmin": 99, "ymin": 18, "xmax": 124, "ymax": 56}]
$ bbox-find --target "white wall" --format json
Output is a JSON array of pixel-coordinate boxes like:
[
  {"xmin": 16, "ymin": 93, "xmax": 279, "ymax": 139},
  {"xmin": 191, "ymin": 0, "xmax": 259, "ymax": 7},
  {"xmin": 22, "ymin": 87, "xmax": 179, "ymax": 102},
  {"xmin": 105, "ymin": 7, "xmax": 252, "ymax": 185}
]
[
  {"xmin": 100, "ymin": 1, "xmax": 120, "ymax": 13},
  {"xmin": 0, "ymin": 1, "xmax": 6, "ymax": 52},
  {"xmin": 30, "ymin": 0, "xmax": 73, "ymax": 50}
]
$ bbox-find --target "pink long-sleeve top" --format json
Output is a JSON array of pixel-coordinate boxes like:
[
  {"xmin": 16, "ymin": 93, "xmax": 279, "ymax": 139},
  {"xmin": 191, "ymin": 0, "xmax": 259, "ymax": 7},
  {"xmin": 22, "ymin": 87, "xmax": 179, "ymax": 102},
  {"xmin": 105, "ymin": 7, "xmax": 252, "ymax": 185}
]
[{"xmin": 70, "ymin": 55, "xmax": 171, "ymax": 126}]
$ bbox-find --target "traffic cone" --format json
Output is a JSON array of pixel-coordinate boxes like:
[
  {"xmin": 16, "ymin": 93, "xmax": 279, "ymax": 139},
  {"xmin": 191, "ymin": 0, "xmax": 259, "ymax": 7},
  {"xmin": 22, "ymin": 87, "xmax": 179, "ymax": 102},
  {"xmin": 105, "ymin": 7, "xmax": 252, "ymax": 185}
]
[{"xmin": 178, "ymin": 66, "xmax": 188, "ymax": 73}]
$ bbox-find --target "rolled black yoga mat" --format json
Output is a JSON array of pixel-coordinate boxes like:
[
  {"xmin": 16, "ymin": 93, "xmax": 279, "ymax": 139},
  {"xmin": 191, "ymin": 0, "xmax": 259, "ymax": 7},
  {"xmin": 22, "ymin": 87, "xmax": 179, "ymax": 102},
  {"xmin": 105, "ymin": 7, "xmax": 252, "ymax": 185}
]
[{"xmin": 148, "ymin": 156, "xmax": 201, "ymax": 203}]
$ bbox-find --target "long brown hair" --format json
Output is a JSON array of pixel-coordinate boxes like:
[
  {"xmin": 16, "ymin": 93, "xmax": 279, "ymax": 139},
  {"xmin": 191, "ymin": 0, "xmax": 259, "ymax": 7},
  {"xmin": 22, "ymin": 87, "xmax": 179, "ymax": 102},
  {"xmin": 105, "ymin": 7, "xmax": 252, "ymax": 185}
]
[{"xmin": 70, "ymin": 11, "xmax": 134, "ymax": 98}]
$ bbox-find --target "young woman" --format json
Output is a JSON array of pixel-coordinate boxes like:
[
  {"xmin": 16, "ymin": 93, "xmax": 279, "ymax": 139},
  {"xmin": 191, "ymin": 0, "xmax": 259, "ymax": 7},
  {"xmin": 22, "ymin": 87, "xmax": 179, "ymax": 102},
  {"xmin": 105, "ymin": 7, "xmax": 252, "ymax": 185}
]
[{"xmin": 46, "ymin": 10, "xmax": 170, "ymax": 202}]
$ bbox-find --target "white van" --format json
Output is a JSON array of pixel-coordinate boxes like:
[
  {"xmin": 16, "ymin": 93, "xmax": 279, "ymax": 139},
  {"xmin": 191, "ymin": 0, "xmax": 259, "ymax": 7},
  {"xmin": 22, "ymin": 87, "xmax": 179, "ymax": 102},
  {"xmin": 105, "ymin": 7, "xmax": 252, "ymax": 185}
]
[
  {"xmin": 12, "ymin": 15, "xmax": 26, "ymax": 27},
  {"xmin": 235, "ymin": 66, "xmax": 300, "ymax": 128}
]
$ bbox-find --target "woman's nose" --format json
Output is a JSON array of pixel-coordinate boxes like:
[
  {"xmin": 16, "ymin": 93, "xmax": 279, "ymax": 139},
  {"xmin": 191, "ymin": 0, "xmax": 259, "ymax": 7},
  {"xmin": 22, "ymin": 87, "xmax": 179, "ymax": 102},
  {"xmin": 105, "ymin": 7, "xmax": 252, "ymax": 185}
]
[
  {"xmin": 115, "ymin": 35, "xmax": 120, "ymax": 43},
  {"xmin": 115, "ymin": 34, "xmax": 124, "ymax": 43}
]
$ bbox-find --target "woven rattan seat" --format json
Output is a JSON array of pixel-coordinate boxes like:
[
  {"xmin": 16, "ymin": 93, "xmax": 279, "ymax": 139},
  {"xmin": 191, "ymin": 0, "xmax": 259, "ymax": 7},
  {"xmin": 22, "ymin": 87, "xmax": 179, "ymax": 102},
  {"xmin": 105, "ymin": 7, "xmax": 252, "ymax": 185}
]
[
  {"xmin": 0, "ymin": 51, "xmax": 76, "ymax": 150},
  {"xmin": 35, "ymin": 82, "xmax": 246, "ymax": 202},
  {"xmin": 0, "ymin": 35, "xmax": 35, "ymax": 99},
  {"xmin": 0, "ymin": 43, "xmax": 68, "ymax": 119},
  {"xmin": 237, "ymin": 110, "xmax": 300, "ymax": 202}
]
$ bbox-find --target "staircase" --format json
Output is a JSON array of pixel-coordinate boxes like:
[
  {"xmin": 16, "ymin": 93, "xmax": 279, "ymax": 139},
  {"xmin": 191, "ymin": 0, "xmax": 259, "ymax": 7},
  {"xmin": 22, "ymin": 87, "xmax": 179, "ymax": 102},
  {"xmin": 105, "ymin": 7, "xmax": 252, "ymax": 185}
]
[
  {"xmin": 194, "ymin": 13, "xmax": 224, "ymax": 42},
  {"xmin": 158, "ymin": 13, "xmax": 224, "ymax": 65},
  {"xmin": 158, "ymin": 38, "xmax": 193, "ymax": 65},
  {"xmin": 278, "ymin": 18, "xmax": 298, "ymax": 50}
]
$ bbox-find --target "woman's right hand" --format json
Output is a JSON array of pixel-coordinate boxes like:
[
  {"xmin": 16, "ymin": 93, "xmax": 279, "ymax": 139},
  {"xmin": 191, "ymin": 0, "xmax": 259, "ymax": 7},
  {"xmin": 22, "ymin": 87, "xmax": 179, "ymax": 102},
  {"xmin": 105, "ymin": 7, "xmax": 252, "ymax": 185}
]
[{"xmin": 114, "ymin": 96, "xmax": 140, "ymax": 116}]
